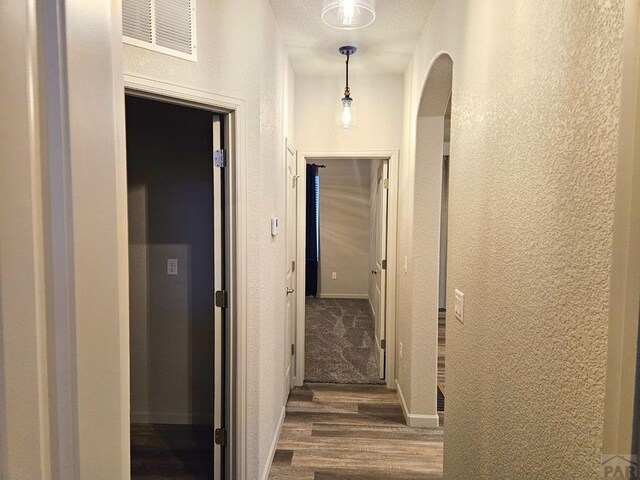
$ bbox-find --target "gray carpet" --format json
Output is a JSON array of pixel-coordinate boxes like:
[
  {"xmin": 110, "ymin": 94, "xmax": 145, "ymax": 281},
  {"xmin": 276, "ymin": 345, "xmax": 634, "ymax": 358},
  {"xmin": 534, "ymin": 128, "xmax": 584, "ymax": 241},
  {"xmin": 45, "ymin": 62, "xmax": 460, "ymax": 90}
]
[{"xmin": 305, "ymin": 298, "xmax": 385, "ymax": 385}]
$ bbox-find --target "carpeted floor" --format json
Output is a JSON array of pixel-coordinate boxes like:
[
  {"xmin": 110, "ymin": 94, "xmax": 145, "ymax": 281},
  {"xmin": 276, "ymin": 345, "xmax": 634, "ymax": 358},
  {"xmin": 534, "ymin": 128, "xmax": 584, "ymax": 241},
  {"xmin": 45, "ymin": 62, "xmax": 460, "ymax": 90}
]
[{"xmin": 305, "ymin": 297, "xmax": 385, "ymax": 385}]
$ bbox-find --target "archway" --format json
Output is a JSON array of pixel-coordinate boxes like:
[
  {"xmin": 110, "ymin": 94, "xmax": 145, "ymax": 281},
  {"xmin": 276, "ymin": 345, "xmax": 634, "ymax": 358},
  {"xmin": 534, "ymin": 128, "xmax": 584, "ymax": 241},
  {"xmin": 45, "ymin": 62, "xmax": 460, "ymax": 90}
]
[{"xmin": 402, "ymin": 53, "xmax": 453, "ymax": 427}]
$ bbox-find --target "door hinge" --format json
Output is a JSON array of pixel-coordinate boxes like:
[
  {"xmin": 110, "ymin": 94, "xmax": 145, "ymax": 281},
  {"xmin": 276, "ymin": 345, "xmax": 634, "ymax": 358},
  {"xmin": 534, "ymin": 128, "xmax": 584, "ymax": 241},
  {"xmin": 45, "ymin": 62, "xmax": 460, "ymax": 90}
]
[
  {"xmin": 214, "ymin": 149, "xmax": 226, "ymax": 168},
  {"xmin": 214, "ymin": 428, "xmax": 227, "ymax": 446},
  {"xmin": 292, "ymin": 260, "xmax": 296, "ymax": 272},
  {"xmin": 383, "ymin": 178, "xmax": 389, "ymax": 189},
  {"xmin": 215, "ymin": 290, "xmax": 228, "ymax": 308},
  {"xmin": 291, "ymin": 344, "xmax": 295, "ymax": 355},
  {"xmin": 381, "ymin": 259, "xmax": 387, "ymax": 270},
  {"xmin": 381, "ymin": 339, "xmax": 386, "ymax": 350}
]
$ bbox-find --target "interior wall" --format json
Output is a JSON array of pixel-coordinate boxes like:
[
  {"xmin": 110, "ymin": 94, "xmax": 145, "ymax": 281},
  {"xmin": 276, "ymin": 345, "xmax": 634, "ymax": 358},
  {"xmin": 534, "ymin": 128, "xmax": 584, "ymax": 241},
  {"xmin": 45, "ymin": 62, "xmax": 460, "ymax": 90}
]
[
  {"xmin": 397, "ymin": 0, "xmax": 626, "ymax": 478},
  {"xmin": 295, "ymin": 74, "xmax": 403, "ymax": 152},
  {"xmin": 314, "ymin": 159, "xmax": 371, "ymax": 298},
  {"xmin": 126, "ymin": 96, "xmax": 215, "ymax": 425},
  {"xmin": 124, "ymin": 0, "xmax": 295, "ymax": 477}
]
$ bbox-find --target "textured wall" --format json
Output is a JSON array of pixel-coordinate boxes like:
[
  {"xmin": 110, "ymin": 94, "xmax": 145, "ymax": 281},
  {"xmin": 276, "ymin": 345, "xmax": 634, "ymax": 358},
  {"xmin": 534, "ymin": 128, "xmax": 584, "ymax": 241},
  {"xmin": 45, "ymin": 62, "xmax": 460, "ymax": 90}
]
[
  {"xmin": 124, "ymin": 0, "xmax": 294, "ymax": 477},
  {"xmin": 397, "ymin": 0, "xmax": 625, "ymax": 478},
  {"xmin": 316, "ymin": 159, "xmax": 372, "ymax": 297}
]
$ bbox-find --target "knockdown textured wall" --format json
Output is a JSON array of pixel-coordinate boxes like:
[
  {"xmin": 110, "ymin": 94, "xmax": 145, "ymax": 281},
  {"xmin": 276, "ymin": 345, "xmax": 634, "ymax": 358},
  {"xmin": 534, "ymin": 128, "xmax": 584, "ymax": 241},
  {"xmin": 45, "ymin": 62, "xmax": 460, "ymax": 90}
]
[
  {"xmin": 396, "ymin": 0, "xmax": 625, "ymax": 478},
  {"xmin": 125, "ymin": 1, "xmax": 295, "ymax": 477},
  {"xmin": 316, "ymin": 159, "xmax": 371, "ymax": 297}
]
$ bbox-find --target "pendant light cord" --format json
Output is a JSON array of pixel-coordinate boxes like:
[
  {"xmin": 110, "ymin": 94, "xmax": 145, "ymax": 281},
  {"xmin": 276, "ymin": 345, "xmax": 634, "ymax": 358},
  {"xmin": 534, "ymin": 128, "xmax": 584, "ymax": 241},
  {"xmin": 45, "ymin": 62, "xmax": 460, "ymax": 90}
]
[{"xmin": 344, "ymin": 52, "xmax": 350, "ymax": 98}]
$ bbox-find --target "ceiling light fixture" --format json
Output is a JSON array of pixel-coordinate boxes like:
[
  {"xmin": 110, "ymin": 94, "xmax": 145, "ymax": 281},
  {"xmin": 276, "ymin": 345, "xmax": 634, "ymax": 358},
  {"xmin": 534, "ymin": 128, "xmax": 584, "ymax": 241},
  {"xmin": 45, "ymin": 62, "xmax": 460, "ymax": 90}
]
[
  {"xmin": 339, "ymin": 45, "xmax": 357, "ymax": 130},
  {"xmin": 322, "ymin": 0, "xmax": 376, "ymax": 30}
]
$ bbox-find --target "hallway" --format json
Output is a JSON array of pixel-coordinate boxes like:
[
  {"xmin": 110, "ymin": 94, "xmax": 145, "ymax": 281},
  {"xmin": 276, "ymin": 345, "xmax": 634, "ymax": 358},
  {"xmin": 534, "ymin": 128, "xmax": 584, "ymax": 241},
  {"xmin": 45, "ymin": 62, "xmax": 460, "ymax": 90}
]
[
  {"xmin": 2, "ymin": 1, "xmax": 639, "ymax": 479},
  {"xmin": 269, "ymin": 384, "xmax": 443, "ymax": 479}
]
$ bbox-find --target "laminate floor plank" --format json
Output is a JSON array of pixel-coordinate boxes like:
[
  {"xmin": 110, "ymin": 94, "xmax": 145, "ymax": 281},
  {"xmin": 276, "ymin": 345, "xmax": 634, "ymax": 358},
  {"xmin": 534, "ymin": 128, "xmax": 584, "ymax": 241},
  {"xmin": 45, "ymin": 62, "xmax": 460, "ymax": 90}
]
[{"xmin": 268, "ymin": 383, "xmax": 443, "ymax": 479}]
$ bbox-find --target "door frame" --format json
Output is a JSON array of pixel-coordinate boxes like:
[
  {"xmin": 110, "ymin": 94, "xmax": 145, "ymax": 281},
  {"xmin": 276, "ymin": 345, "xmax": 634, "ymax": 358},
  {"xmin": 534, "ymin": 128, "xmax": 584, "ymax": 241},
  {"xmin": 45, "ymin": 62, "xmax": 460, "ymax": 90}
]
[
  {"xmin": 285, "ymin": 139, "xmax": 299, "ymax": 391},
  {"xmin": 123, "ymin": 74, "xmax": 249, "ymax": 479},
  {"xmin": 295, "ymin": 150, "xmax": 399, "ymax": 390},
  {"xmin": 602, "ymin": 0, "xmax": 640, "ymax": 456}
]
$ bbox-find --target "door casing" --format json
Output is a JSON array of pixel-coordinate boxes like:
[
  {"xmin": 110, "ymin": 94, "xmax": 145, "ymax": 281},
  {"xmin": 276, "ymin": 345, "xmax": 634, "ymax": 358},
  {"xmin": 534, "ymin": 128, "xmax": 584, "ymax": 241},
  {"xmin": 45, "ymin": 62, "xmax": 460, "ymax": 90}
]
[
  {"xmin": 294, "ymin": 151, "xmax": 399, "ymax": 390},
  {"xmin": 123, "ymin": 74, "xmax": 249, "ymax": 480}
]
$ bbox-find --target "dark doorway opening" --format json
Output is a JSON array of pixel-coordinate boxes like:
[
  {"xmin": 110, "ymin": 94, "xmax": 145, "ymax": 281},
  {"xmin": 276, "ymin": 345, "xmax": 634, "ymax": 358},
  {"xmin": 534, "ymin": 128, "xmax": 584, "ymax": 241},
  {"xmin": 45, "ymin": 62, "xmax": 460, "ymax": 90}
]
[{"xmin": 125, "ymin": 95, "xmax": 225, "ymax": 480}]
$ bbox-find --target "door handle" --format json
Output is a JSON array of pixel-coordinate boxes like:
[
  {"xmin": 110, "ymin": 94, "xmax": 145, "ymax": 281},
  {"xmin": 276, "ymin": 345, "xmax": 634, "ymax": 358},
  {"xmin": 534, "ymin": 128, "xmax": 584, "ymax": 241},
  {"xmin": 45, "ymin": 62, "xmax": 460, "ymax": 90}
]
[{"xmin": 286, "ymin": 288, "xmax": 295, "ymax": 295}]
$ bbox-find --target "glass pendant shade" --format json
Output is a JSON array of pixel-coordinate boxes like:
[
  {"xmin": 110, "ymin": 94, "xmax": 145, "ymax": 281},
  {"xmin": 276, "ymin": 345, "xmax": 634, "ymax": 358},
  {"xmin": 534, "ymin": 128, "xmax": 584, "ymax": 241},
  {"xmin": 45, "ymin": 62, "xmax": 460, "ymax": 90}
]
[
  {"xmin": 341, "ymin": 97, "xmax": 353, "ymax": 128},
  {"xmin": 336, "ymin": 97, "xmax": 357, "ymax": 130},
  {"xmin": 322, "ymin": 0, "xmax": 376, "ymax": 30}
]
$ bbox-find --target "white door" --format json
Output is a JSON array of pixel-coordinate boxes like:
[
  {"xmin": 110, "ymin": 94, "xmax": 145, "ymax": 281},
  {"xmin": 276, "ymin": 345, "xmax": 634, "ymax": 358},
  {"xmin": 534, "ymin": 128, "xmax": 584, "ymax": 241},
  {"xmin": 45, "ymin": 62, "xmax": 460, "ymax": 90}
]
[
  {"xmin": 373, "ymin": 161, "xmax": 389, "ymax": 379},
  {"xmin": 212, "ymin": 116, "xmax": 225, "ymax": 480},
  {"xmin": 285, "ymin": 141, "xmax": 297, "ymax": 396}
]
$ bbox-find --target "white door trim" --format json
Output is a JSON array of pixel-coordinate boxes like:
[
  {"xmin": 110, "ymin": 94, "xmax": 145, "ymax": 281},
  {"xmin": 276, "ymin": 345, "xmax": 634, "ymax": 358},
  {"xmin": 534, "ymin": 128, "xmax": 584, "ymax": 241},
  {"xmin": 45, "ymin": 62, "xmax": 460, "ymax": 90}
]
[
  {"xmin": 602, "ymin": 0, "xmax": 640, "ymax": 455},
  {"xmin": 296, "ymin": 150, "xmax": 399, "ymax": 390},
  {"xmin": 285, "ymin": 138, "xmax": 298, "ymax": 392},
  {"xmin": 123, "ymin": 73, "xmax": 249, "ymax": 480}
]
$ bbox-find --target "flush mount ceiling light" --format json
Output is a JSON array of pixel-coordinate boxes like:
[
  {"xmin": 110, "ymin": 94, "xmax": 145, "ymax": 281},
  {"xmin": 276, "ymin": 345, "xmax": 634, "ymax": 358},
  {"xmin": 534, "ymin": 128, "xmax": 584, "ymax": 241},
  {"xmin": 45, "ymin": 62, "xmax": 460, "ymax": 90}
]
[
  {"xmin": 339, "ymin": 45, "xmax": 357, "ymax": 130},
  {"xmin": 322, "ymin": 0, "xmax": 376, "ymax": 30}
]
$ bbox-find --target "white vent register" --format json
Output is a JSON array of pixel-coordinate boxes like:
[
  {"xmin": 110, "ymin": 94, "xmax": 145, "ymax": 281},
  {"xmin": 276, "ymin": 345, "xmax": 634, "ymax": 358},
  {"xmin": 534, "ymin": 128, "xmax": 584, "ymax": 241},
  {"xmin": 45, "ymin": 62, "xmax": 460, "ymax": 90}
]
[{"xmin": 123, "ymin": 0, "xmax": 197, "ymax": 62}]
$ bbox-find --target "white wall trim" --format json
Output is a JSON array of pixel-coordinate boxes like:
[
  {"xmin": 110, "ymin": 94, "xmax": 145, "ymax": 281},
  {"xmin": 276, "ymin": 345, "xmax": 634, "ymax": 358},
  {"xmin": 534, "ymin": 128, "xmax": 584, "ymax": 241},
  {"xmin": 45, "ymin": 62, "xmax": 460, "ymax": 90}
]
[
  {"xmin": 317, "ymin": 293, "xmax": 369, "ymax": 299},
  {"xmin": 123, "ymin": 73, "xmax": 249, "ymax": 480},
  {"xmin": 260, "ymin": 405, "xmax": 286, "ymax": 480},
  {"xmin": 297, "ymin": 150, "xmax": 399, "ymax": 390},
  {"xmin": 602, "ymin": 0, "xmax": 640, "ymax": 454},
  {"xmin": 396, "ymin": 380, "xmax": 440, "ymax": 428}
]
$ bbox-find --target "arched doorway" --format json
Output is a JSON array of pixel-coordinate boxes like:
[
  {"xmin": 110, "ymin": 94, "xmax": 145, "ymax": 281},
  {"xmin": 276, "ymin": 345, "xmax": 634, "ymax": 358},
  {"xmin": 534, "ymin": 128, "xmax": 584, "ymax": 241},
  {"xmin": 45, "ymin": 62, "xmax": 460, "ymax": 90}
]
[{"xmin": 402, "ymin": 53, "xmax": 453, "ymax": 427}]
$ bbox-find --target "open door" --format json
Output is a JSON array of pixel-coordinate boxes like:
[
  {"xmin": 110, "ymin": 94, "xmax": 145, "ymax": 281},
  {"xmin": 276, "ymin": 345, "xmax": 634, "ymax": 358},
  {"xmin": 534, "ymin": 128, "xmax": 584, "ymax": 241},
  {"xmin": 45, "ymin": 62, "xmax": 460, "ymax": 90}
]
[
  {"xmin": 285, "ymin": 141, "xmax": 298, "ymax": 395},
  {"xmin": 373, "ymin": 161, "xmax": 389, "ymax": 379},
  {"xmin": 212, "ymin": 116, "xmax": 226, "ymax": 480}
]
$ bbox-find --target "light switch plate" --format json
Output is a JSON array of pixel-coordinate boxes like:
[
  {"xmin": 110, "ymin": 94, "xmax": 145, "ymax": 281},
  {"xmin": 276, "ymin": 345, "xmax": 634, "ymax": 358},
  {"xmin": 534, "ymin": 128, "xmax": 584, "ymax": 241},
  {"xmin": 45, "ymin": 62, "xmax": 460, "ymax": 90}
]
[
  {"xmin": 332, "ymin": 272, "xmax": 337, "ymax": 280},
  {"xmin": 454, "ymin": 289, "xmax": 464, "ymax": 323},
  {"xmin": 167, "ymin": 259, "xmax": 178, "ymax": 276},
  {"xmin": 271, "ymin": 217, "xmax": 279, "ymax": 236}
]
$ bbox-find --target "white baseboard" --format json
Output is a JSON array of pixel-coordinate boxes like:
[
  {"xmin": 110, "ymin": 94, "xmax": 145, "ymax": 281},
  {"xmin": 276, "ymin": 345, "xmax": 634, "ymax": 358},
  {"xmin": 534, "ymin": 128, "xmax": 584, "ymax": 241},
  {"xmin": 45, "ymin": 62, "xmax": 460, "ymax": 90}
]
[
  {"xmin": 131, "ymin": 411, "xmax": 213, "ymax": 425},
  {"xmin": 317, "ymin": 293, "xmax": 369, "ymax": 299},
  {"xmin": 395, "ymin": 380, "xmax": 440, "ymax": 428},
  {"xmin": 260, "ymin": 405, "xmax": 287, "ymax": 480}
]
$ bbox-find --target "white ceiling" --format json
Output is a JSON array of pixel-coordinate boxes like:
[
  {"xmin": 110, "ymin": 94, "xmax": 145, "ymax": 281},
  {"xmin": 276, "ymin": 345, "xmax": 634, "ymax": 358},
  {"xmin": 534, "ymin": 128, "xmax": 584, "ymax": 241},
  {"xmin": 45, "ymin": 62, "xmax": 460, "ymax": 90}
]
[{"xmin": 269, "ymin": 0, "xmax": 436, "ymax": 76}]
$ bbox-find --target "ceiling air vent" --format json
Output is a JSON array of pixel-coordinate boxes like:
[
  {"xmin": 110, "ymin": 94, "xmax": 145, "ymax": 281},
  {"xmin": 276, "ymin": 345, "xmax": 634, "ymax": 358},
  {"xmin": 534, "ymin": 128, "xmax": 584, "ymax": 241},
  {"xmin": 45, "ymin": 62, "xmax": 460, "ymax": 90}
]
[{"xmin": 123, "ymin": 0, "xmax": 197, "ymax": 62}]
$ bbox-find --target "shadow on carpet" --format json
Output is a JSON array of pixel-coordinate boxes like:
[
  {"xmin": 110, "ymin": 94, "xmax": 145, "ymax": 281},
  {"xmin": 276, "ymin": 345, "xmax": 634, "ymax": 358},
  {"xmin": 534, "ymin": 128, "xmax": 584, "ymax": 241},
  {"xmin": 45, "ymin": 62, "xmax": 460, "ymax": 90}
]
[{"xmin": 305, "ymin": 298, "xmax": 385, "ymax": 385}]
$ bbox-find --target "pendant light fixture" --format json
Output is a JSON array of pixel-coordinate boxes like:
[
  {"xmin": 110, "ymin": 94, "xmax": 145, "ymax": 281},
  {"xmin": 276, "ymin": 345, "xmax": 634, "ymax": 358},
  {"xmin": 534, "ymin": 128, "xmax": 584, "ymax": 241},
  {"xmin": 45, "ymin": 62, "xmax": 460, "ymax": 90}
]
[
  {"xmin": 339, "ymin": 46, "xmax": 357, "ymax": 130},
  {"xmin": 322, "ymin": 0, "xmax": 376, "ymax": 30}
]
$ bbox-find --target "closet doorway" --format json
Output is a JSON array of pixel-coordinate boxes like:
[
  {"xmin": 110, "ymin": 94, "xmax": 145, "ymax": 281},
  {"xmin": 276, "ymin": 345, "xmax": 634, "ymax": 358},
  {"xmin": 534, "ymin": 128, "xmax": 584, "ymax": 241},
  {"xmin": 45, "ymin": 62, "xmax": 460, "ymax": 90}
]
[
  {"xmin": 293, "ymin": 152, "xmax": 398, "ymax": 389},
  {"xmin": 125, "ymin": 95, "xmax": 228, "ymax": 480}
]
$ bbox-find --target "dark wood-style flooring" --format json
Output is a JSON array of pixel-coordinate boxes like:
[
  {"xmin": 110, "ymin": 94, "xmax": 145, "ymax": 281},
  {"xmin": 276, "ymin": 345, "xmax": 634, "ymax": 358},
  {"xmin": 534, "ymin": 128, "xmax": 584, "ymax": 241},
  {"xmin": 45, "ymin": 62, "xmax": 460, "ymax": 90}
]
[
  {"xmin": 268, "ymin": 383, "xmax": 444, "ymax": 479},
  {"xmin": 131, "ymin": 423, "xmax": 213, "ymax": 479}
]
